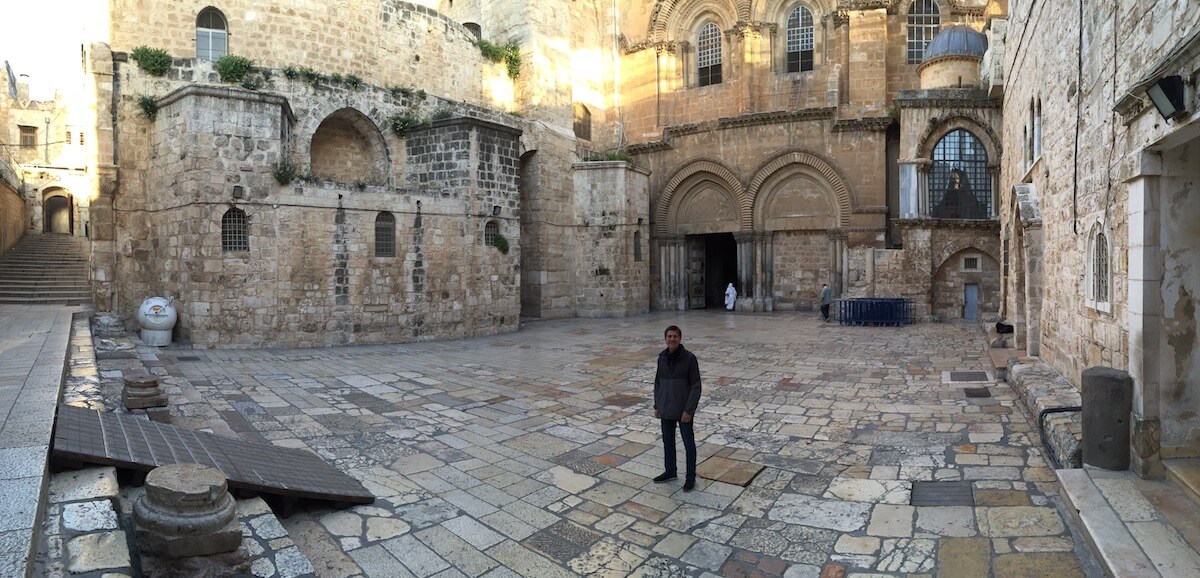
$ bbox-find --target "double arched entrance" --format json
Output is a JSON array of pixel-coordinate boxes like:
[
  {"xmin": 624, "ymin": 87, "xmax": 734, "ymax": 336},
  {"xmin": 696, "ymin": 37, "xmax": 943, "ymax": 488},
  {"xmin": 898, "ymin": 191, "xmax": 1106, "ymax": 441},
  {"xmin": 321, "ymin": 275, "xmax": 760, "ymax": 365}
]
[{"xmin": 654, "ymin": 151, "xmax": 854, "ymax": 311}]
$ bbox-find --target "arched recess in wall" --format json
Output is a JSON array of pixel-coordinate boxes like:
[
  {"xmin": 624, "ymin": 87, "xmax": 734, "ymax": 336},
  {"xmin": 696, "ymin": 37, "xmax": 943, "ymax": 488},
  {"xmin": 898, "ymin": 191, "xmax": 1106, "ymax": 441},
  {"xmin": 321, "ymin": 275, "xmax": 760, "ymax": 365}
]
[
  {"xmin": 655, "ymin": 159, "xmax": 745, "ymax": 235},
  {"xmin": 745, "ymin": 149, "xmax": 853, "ymax": 229},
  {"xmin": 934, "ymin": 238, "xmax": 998, "ymax": 273},
  {"xmin": 518, "ymin": 149, "xmax": 540, "ymax": 318},
  {"xmin": 931, "ymin": 247, "xmax": 999, "ymax": 320},
  {"xmin": 309, "ymin": 108, "xmax": 389, "ymax": 185},
  {"xmin": 42, "ymin": 187, "xmax": 73, "ymax": 235},
  {"xmin": 668, "ymin": 176, "xmax": 741, "ymax": 235},
  {"xmin": 918, "ymin": 114, "xmax": 1002, "ymax": 161},
  {"xmin": 659, "ymin": 0, "xmax": 739, "ymax": 43},
  {"xmin": 754, "ymin": 0, "xmax": 836, "ymax": 22}
]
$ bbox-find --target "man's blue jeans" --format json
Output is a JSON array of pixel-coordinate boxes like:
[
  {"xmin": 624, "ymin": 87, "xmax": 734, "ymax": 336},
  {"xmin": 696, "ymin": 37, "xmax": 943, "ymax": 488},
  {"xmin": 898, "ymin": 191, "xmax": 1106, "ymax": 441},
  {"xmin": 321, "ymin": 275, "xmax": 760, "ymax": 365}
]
[{"xmin": 661, "ymin": 418, "xmax": 696, "ymax": 481}]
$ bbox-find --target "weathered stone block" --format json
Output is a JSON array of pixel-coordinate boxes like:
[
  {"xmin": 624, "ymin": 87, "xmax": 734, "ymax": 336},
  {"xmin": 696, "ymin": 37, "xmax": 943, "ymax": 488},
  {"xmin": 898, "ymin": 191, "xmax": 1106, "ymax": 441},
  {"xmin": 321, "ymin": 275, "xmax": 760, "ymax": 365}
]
[{"xmin": 133, "ymin": 464, "xmax": 244, "ymax": 559}]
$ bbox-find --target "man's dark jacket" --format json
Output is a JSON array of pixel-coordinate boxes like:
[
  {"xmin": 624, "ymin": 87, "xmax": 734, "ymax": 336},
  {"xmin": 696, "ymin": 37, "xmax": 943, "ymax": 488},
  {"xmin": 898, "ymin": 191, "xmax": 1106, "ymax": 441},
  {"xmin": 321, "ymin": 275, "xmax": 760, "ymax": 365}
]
[{"xmin": 654, "ymin": 345, "xmax": 702, "ymax": 420}]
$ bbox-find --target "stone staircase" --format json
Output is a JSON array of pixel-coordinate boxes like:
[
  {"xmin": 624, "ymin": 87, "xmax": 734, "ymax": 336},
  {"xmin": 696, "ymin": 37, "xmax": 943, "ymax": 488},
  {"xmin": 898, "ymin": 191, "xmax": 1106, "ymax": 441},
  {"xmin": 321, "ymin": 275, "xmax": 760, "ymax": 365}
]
[{"xmin": 0, "ymin": 233, "xmax": 91, "ymax": 305}]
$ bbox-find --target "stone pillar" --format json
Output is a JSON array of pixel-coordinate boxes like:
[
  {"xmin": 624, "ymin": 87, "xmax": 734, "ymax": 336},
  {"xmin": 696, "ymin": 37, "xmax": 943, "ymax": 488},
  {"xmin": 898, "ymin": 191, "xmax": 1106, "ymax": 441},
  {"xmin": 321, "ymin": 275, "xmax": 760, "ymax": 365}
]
[
  {"xmin": 733, "ymin": 231, "xmax": 754, "ymax": 311},
  {"xmin": 1022, "ymin": 223, "xmax": 1044, "ymax": 357},
  {"xmin": 762, "ymin": 231, "xmax": 775, "ymax": 311},
  {"xmin": 133, "ymin": 464, "xmax": 246, "ymax": 569},
  {"xmin": 828, "ymin": 230, "xmax": 847, "ymax": 297},
  {"xmin": 1082, "ymin": 367, "xmax": 1133, "ymax": 470},
  {"xmin": 123, "ymin": 374, "xmax": 167, "ymax": 410},
  {"xmin": 898, "ymin": 163, "xmax": 920, "ymax": 218},
  {"xmin": 1127, "ymin": 167, "xmax": 1163, "ymax": 478}
]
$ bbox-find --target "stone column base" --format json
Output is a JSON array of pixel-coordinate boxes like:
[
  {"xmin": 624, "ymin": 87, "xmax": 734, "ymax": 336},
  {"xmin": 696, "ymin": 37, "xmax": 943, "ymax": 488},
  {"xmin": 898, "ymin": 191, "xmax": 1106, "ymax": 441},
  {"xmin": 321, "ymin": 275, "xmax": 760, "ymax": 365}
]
[{"xmin": 1131, "ymin": 417, "xmax": 1163, "ymax": 479}]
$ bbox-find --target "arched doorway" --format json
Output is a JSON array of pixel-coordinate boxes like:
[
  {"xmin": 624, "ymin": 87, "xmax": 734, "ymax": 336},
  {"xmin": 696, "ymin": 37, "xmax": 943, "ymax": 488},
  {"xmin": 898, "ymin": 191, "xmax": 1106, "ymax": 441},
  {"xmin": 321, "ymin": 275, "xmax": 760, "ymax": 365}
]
[{"xmin": 43, "ymin": 190, "xmax": 74, "ymax": 234}]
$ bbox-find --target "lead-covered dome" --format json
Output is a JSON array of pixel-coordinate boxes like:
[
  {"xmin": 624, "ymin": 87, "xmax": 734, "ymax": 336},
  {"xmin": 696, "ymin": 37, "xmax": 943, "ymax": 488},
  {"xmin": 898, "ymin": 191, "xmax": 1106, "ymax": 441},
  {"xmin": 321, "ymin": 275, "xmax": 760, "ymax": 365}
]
[{"xmin": 922, "ymin": 25, "xmax": 988, "ymax": 62}]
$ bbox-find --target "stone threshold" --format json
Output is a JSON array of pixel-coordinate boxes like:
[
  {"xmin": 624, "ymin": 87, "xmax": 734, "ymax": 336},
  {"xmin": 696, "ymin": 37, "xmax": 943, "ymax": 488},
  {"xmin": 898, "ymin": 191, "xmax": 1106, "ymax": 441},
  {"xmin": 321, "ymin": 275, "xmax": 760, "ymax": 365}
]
[
  {"xmin": 1165, "ymin": 458, "xmax": 1200, "ymax": 506},
  {"xmin": 1057, "ymin": 466, "xmax": 1200, "ymax": 577}
]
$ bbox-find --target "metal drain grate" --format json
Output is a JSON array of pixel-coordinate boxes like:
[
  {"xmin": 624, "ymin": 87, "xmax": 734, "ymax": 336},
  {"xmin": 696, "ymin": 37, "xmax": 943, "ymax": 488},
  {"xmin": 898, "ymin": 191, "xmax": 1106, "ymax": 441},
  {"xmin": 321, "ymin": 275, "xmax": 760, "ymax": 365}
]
[
  {"xmin": 949, "ymin": 371, "xmax": 989, "ymax": 382},
  {"xmin": 911, "ymin": 481, "xmax": 975, "ymax": 506},
  {"xmin": 175, "ymin": 356, "xmax": 201, "ymax": 361},
  {"xmin": 963, "ymin": 387, "xmax": 992, "ymax": 398}
]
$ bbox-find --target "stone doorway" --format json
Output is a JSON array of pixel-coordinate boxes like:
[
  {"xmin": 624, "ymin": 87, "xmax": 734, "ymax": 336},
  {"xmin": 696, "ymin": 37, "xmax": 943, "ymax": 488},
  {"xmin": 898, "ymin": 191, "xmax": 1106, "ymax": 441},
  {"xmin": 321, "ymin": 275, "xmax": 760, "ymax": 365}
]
[
  {"xmin": 686, "ymin": 233, "xmax": 737, "ymax": 309},
  {"xmin": 44, "ymin": 193, "xmax": 73, "ymax": 234}
]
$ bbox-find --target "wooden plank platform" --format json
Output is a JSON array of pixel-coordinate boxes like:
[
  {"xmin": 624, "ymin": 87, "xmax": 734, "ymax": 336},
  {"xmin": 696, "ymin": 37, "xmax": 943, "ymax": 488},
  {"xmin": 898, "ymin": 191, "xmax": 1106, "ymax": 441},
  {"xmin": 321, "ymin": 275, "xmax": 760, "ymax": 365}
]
[{"xmin": 52, "ymin": 405, "xmax": 374, "ymax": 505}]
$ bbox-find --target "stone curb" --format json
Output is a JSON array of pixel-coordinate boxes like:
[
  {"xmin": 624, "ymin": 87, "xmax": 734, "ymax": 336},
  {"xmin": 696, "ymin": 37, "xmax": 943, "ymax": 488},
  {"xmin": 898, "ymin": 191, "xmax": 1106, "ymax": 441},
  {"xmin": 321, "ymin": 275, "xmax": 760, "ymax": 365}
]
[{"xmin": 1006, "ymin": 358, "xmax": 1082, "ymax": 468}]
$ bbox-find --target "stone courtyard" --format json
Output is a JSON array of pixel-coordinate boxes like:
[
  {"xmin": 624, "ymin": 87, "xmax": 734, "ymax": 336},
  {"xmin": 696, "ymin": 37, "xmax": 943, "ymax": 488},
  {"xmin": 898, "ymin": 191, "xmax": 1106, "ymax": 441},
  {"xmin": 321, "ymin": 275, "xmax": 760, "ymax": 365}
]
[{"xmin": 62, "ymin": 310, "xmax": 1094, "ymax": 577}]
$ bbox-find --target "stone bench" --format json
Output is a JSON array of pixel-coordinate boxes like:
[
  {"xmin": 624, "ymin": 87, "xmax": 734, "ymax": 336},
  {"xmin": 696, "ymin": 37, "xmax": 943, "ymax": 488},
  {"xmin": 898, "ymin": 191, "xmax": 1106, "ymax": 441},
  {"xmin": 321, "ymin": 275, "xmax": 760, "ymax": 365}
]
[{"xmin": 1006, "ymin": 357, "xmax": 1082, "ymax": 468}]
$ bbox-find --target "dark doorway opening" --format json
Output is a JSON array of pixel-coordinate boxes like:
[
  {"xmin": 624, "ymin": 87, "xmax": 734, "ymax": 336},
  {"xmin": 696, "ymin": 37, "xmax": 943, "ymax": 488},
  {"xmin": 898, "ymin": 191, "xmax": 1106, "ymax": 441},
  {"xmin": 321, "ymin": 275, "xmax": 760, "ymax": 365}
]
[
  {"xmin": 44, "ymin": 195, "xmax": 73, "ymax": 234},
  {"xmin": 703, "ymin": 233, "xmax": 737, "ymax": 309}
]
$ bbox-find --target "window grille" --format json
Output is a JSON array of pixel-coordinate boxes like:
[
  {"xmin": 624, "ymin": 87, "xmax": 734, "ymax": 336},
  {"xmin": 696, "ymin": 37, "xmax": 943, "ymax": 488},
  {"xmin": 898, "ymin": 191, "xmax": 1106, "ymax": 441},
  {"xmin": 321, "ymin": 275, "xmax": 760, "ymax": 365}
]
[
  {"xmin": 375, "ymin": 212, "xmax": 396, "ymax": 257},
  {"xmin": 786, "ymin": 6, "xmax": 814, "ymax": 73},
  {"xmin": 221, "ymin": 208, "xmax": 248, "ymax": 252},
  {"xmin": 19, "ymin": 126, "xmax": 36, "ymax": 148},
  {"xmin": 484, "ymin": 220, "xmax": 499, "ymax": 246},
  {"xmin": 962, "ymin": 256, "xmax": 980, "ymax": 271},
  {"xmin": 930, "ymin": 129, "xmax": 991, "ymax": 220},
  {"xmin": 907, "ymin": 0, "xmax": 940, "ymax": 64},
  {"xmin": 698, "ymin": 22, "xmax": 722, "ymax": 86},
  {"xmin": 196, "ymin": 8, "xmax": 228, "ymax": 61},
  {"xmin": 1093, "ymin": 231, "xmax": 1109, "ymax": 304}
]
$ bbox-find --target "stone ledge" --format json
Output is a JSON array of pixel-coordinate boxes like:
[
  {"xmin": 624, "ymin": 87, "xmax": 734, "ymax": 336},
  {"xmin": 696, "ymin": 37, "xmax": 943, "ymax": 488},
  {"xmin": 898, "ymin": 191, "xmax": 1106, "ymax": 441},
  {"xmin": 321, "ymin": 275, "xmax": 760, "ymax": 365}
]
[{"xmin": 1007, "ymin": 358, "xmax": 1082, "ymax": 468}]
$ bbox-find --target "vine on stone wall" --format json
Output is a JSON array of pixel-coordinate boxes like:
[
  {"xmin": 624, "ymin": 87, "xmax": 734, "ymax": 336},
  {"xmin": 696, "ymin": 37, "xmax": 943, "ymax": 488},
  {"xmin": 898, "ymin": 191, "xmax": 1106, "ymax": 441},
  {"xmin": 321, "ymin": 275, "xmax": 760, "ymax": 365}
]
[
  {"xmin": 130, "ymin": 46, "xmax": 173, "ymax": 76},
  {"xmin": 474, "ymin": 39, "xmax": 521, "ymax": 79},
  {"xmin": 389, "ymin": 112, "xmax": 426, "ymax": 137},
  {"xmin": 493, "ymin": 233, "xmax": 510, "ymax": 255},
  {"xmin": 137, "ymin": 96, "xmax": 158, "ymax": 120},
  {"xmin": 273, "ymin": 159, "xmax": 298, "ymax": 185}
]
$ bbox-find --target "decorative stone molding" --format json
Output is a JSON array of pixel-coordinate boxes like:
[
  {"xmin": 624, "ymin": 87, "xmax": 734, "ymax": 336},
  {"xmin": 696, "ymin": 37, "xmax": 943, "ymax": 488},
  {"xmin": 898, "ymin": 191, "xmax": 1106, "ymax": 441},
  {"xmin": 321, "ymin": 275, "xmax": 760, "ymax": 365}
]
[
  {"xmin": 831, "ymin": 117, "xmax": 895, "ymax": 132},
  {"xmin": 745, "ymin": 149, "xmax": 856, "ymax": 228},
  {"xmin": 656, "ymin": 158, "xmax": 745, "ymax": 235},
  {"xmin": 894, "ymin": 218, "xmax": 1001, "ymax": 231}
]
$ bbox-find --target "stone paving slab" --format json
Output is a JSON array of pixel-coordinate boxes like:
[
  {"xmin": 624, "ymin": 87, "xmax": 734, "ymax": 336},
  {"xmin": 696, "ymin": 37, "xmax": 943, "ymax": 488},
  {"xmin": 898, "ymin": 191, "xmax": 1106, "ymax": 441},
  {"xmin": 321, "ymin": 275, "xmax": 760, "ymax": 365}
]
[{"xmin": 69, "ymin": 311, "xmax": 1099, "ymax": 577}]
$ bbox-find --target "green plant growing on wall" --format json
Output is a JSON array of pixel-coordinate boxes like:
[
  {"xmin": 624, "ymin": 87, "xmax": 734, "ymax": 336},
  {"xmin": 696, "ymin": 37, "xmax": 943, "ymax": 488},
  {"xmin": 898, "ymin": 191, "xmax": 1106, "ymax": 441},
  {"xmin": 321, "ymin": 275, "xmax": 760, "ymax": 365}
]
[
  {"xmin": 137, "ymin": 95, "xmax": 159, "ymax": 120},
  {"xmin": 474, "ymin": 39, "xmax": 521, "ymax": 79},
  {"xmin": 273, "ymin": 159, "xmax": 298, "ymax": 185},
  {"xmin": 416, "ymin": 89, "xmax": 426, "ymax": 100},
  {"xmin": 130, "ymin": 46, "xmax": 173, "ymax": 76},
  {"xmin": 240, "ymin": 76, "xmax": 264, "ymax": 91},
  {"xmin": 345, "ymin": 75, "xmax": 362, "ymax": 89},
  {"xmin": 600, "ymin": 150, "xmax": 633, "ymax": 162},
  {"xmin": 493, "ymin": 233, "xmax": 510, "ymax": 255},
  {"xmin": 432, "ymin": 109, "xmax": 454, "ymax": 121},
  {"xmin": 330, "ymin": 72, "xmax": 344, "ymax": 84},
  {"xmin": 215, "ymin": 55, "xmax": 253, "ymax": 83},
  {"xmin": 354, "ymin": 180, "xmax": 368, "ymax": 191},
  {"xmin": 282, "ymin": 66, "xmax": 299, "ymax": 79},
  {"xmin": 299, "ymin": 67, "xmax": 322, "ymax": 87},
  {"xmin": 389, "ymin": 112, "xmax": 425, "ymax": 136}
]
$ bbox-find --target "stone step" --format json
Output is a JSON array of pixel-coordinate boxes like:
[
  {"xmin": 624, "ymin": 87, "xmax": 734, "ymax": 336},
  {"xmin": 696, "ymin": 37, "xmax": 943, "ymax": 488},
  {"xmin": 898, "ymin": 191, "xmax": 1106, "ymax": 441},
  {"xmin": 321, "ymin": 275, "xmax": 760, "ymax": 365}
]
[
  {"xmin": 0, "ymin": 296, "xmax": 91, "ymax": 304},
  {"xmin": 1057, "ymin": 468, "xmax": 1160, "ymax": 577},
  {"xmin": 1165, "ymin": 458, "xmax": 1200, "ymax": 506}
]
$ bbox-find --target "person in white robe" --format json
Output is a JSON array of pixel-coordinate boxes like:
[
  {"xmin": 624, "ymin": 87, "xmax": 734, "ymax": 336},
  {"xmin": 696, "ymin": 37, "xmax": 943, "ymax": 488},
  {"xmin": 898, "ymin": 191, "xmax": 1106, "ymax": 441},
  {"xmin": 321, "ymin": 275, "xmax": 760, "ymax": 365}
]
[{"xmin": 724, "ymin": 283, "xmax": 737, "ymax": 311}]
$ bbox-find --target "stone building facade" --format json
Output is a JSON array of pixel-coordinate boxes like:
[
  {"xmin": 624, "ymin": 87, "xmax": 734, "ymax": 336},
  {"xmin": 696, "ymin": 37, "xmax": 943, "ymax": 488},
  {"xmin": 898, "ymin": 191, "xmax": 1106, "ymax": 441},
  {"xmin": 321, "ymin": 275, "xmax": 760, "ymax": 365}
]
[
  {"xmin": 1000, "ymin": 1, "xmax": 1200, "ymax": 474},
  {"xmin": 38, "ymin": 0, "xmax": 1011, "ymax": 348}
]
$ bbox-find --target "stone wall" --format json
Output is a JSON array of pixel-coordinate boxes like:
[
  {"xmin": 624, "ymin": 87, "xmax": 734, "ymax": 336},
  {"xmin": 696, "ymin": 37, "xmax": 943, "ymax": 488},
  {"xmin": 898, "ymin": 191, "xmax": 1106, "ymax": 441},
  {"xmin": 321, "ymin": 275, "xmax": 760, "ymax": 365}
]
[
  {"xmin": 0, "ymin": 181, "xmax": 24, "ymax": 256},
  {"xmin": 570, "ymin": 161, "xmax": 651, "ymax": 317},
  {"xmin": 770, "ymin": 231, "xmax": 831, "ymax": 310}
]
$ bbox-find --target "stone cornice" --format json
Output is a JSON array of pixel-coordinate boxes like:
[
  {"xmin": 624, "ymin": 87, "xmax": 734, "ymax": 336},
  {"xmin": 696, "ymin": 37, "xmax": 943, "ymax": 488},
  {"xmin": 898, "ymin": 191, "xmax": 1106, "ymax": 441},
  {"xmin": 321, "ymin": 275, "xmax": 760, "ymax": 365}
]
[
  {"xmin": 832, "ymin": 117, "xmax": 895, "ymax": 132},
  {"xmin": 893, "ymin": 89, "xmax": 1001, "ymax": 109},
  {"xmin": 853, "ymin": 206, "xmax": 889, "ymax": 214},
  {"xmin": 836, "ymin": 0, "xmax": 899, "ymax": 13},
  {"xmin": 626, "ymin": 141, "xmax": 673, "ymax": 155},
  {"xmin": 156, "ymin": 85, "xmax": 297, "ymax": 124},
  {"xmin": 626, "ymin": 107, "xmax": 838, "ymax": 155}
]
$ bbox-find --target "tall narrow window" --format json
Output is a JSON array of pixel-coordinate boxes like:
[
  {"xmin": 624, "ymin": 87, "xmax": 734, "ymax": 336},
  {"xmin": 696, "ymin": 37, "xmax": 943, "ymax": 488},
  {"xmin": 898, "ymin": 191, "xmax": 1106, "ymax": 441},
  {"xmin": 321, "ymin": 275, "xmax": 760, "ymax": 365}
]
[
  {"xmin": 484, "ymin": 220, "xmax": 499, "ymax": 246},
  {"xmin": 19, "ymin": 126, "xmax": 37, "ymax": 148},
  {"xmin": 221, "ymin": 208, "xmax": 248, "ymax": 252},
  {"xmin": 697, "ymin": 22, "xmax": 723, "ymax": 86},
  {"xmin": 929, "ymin": 129, "xmax": 991, "ymax": 219},
  {"xmin": 196, "ymin": 7, "xmax": 228, "ymax": 61},
  {"xmin": 1087, "ymin": 225, "xmax": 1110, "ymax": 310},
  {"xmin": 375, "ymin": 212, "xmax": 396, "ymax": 257},
  {"xmin": 573, "ymin": 103, "xmax": 592, "ymax": 141},
  {"xmin": 786, "ymin": 6, "xmax": 814, "ymax": 73},
  {"xmin": 907, "ymin": 0, "xmax": 940, "ymax": 64}
]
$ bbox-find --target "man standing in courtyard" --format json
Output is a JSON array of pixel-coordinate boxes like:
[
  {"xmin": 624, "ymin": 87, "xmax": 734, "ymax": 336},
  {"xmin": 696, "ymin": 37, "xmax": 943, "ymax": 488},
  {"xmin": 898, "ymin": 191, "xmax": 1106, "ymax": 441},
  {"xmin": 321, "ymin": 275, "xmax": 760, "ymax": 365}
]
[
  {"xmin": 819, "ymin": 283, "xmax": 832, "ymax": 322},
  {"xmin": 653, "ymin": 325, "xmax": 702, "ymax": 491}
]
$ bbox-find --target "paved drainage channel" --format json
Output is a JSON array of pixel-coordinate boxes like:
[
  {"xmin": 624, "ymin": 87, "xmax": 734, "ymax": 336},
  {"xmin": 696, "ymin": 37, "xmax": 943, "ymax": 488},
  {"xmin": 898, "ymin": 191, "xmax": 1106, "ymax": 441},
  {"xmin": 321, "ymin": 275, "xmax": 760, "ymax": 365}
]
[
  {"xmin": 963, "ymin": 387, "xmax": 992, "ymax": 398},
  {"xmin": 910, "ymin": 481, "xmax": 976, "ymax": 506}
]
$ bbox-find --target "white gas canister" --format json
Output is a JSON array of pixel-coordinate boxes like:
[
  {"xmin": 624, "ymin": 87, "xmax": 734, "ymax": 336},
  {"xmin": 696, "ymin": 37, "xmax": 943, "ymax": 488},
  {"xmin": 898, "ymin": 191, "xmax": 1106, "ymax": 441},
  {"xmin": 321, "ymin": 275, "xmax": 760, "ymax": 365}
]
[{"xmin": 137, "ymin": 297, "xmax": 177, "ymax": 346}]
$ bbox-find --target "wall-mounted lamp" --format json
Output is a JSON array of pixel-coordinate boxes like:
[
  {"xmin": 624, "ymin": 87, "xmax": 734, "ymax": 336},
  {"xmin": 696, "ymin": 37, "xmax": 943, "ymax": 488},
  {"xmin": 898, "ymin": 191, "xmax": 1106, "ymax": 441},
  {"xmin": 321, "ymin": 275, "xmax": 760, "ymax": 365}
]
[
  {"xmin": 232, "ymin": 185, "xmax": 244, "ymax": 199},
  {"xmin": 1147, "ymin": 75, "xmax": 1187, "ymax": 121}
]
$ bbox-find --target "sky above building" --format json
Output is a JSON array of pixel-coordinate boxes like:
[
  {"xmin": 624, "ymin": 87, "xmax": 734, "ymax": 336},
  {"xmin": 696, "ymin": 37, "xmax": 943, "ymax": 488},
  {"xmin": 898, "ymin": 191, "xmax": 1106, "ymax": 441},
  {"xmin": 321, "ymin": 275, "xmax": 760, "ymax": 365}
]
[{"xmin": 0, "ymin": 1, "xmax": 100, "ymax": 100}]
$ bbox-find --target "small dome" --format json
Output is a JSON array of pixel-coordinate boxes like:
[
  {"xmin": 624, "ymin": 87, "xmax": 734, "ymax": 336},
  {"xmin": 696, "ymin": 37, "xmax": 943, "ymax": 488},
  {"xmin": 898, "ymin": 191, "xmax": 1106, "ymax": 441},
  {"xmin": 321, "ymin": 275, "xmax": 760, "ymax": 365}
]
[{"xmin": 922, "ymin": 25, "xmax": 988, "ymax": 62}]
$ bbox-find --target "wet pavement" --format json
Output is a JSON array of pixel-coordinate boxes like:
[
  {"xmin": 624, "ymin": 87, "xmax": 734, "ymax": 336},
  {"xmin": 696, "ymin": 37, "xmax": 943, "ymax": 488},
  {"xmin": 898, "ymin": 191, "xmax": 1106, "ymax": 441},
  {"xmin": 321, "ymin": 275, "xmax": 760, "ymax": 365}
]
[{"xmin": 99, "ymin": 310, "xmax": 1092, "ymax": 577}]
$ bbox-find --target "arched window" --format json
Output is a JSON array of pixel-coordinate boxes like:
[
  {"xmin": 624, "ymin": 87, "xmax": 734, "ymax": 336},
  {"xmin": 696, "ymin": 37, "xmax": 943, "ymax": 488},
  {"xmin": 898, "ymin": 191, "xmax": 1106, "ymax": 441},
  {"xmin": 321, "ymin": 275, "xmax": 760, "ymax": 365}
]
[
  {"xmin": 196, "ymin": 7, "xmax": 228, "ymax": 61},
  {"xmin": 573, "ymin": 103, "xmax": 592, "ymax": 141},
  {"xmin": 484, "ymin": 220, "xmax": 499, "ymax": 246},
  {"xmin": 1087, "ymin": 225, "xmax": 1111, "ymax": 311},
  {"xmin": 375, "ymin": 212, "xmax": 396, "ymax": 257},
  {"xmin": 697, "ymin": 22, "xmax": 723, "ymax": 87},
  {"xmin": 907, "ymin": 0, "xmax": 940, "ymax": 64},
  {"xmin": 221, "ymin": 207, "xmax": 248, "ymax": 251},
  {"xmin": 634, "ymin": 231, "xmax": 643, "ymax": 262},
  {"xmin": 786, "ymin": 5, "xmax": 815, "ymax": 73},
  {"xmin": 929, "ymin": 129, "xmax": 991, "ymax": 219},
  {"xmin": 463, "ymin": 23, "xmax": 482, "ymax": 41}
]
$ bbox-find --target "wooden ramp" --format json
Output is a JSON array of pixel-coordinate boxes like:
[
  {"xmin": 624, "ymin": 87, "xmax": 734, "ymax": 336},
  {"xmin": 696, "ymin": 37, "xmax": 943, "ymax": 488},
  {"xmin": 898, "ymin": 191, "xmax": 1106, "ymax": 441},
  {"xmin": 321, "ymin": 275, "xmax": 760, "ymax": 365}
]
[{"xmin": 52, "ymin": 405, "xmax": 374, "ymax": 505}]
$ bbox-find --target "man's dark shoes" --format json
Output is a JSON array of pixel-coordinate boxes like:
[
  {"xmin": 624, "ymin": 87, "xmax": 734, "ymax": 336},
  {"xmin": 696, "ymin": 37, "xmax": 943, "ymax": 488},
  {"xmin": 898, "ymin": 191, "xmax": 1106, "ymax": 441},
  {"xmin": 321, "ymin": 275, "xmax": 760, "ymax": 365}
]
[
  {"xmin": 653, "ymin": 473, "xmax": 677, "ymax": 483},
  {"xmin": 683, "ymin": 479, "xmax": 696, "ymax": 492}
]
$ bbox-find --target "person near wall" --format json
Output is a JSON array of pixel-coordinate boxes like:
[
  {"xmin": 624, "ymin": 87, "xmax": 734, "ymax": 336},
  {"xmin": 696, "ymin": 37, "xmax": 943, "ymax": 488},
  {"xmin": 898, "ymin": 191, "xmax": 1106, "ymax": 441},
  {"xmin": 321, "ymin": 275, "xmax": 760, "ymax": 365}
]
[
  {"xmin": 724, "ymin": 283, "xmax": 737, "ymax": 311},
  {"xmin": 819, "ymin": 283, "xmax": 832, "ymax": 322},
  {"xmin": 652, "ymin": 325, "xmax": 703, "ymax": 492}
]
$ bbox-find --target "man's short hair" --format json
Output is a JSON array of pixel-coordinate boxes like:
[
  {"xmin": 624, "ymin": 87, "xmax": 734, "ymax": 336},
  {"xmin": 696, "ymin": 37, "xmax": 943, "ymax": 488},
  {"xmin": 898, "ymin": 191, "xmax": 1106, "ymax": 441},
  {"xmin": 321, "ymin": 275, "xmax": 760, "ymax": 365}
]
[{"xmin": 664, "ymin": 325, "xmax": 682, "ymax": 338}]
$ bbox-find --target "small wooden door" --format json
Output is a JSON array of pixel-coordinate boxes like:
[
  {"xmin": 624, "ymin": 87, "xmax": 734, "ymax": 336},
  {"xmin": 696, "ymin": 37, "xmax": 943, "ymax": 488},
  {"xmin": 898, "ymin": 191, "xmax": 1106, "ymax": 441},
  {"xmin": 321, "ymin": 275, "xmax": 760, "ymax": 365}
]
[{"xmin": 964, "ymin": 283, "xmax": 979, "ymax": 320}]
